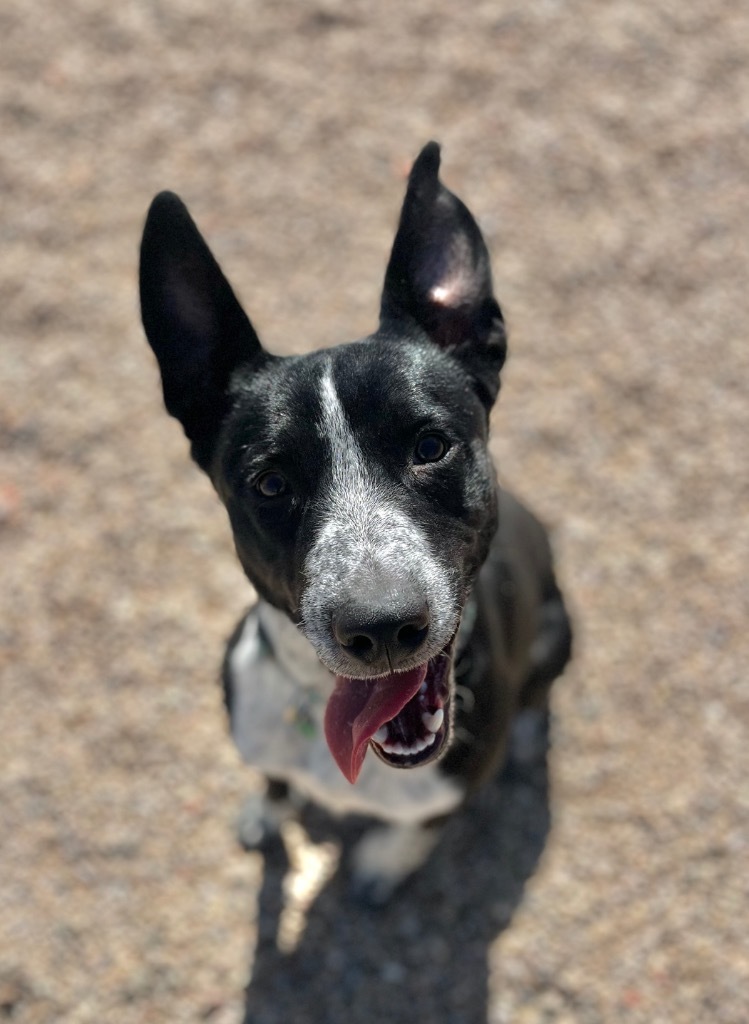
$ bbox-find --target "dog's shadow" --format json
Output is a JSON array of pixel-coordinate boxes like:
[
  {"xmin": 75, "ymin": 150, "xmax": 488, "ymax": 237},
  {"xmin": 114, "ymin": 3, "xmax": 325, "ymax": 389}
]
[{"xmin": 242, "ymin": 724, "xmax": 551, "ymax": 1024}]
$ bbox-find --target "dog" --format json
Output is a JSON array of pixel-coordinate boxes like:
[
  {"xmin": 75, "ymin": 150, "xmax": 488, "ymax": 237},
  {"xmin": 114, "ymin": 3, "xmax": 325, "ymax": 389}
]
[{"xmin": 139, "ymin": 142, "xmax": 572, "ymax": 903}]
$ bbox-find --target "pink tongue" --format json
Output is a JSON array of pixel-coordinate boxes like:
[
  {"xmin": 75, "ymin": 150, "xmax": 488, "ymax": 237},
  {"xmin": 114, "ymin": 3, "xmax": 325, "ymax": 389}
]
[{"xmin": 324, "ymin": 664, "xmax": 429, "ymax": 784}]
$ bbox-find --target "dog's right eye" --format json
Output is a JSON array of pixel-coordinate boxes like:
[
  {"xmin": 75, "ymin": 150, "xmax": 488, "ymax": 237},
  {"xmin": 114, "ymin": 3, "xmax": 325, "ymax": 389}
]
[{"xmin": 255, "ymin": 471, "xmax": 287, "ymax": 498}]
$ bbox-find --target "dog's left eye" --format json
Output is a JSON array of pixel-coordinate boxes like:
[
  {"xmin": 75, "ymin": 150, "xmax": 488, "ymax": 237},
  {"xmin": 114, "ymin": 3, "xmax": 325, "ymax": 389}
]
[
  {"xmin": 255, "ymin": 471, "xmax": 287, "ymax": 498},
  {"xmin": 414, "ymin": 433, "xmax": 448, "ymax": 464}
]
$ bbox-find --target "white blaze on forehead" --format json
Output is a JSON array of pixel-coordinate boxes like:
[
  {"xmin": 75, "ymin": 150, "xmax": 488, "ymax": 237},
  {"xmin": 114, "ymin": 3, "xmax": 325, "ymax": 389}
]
[
  {"xmin": 313, "ymin": 364, "xmax": 409, "ymax": 551},
  {"xmin": 300, "ymin": 365, "xmax": 457, "ymax": 667},
  {"xmin": 317, "ymin": 366, "xmax": 364, "ymax": 494}
]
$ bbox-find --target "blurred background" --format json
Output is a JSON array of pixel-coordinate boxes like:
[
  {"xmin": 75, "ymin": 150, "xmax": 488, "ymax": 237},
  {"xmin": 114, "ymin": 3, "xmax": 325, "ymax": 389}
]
[{"xmin": 2, "ymin": 1, "xmax": 747, "ymax": 1021}]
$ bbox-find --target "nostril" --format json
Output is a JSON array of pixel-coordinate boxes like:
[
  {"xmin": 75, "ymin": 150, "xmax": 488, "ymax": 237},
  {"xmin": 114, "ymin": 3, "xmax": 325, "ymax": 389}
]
[
  {"xmin": 346, "ymin": 633, "xmax": 374, "ymax": 659},
  {"xmin": 397, "ymin": 622, "xmax": 429, "ymax": 651},
  {"xmin": 332, "ymin": 599, "xmax": 429, "ymax": 666}
]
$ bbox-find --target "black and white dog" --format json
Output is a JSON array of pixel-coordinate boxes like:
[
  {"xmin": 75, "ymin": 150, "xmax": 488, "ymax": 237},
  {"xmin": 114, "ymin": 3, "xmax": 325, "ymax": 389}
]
[{"xmin": 139, "ymin": 143, "xmax": 572, "ymax": 902}]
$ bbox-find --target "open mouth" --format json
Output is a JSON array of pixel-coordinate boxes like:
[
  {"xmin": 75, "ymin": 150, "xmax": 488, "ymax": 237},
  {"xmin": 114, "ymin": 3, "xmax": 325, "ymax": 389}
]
[{"xmin": 323, "ymin": 635, "xmax": 455, "ymax": 784}]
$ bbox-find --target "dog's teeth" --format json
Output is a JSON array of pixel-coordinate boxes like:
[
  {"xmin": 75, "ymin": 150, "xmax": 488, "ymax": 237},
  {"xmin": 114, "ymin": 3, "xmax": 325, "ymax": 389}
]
[
  {"xmin": 372, "ymin": 726, "xmax": 389, "ymax": 745},
  {"xmin": 422, "ymin": 709, "xmax": 444, "ymax": 734},
  {"xmin": 379, "ymin": 732, "xmax": 438, "ymax": 757},
  {"xmin": 380, "ymin": 740, "xmax": 410, "ymax": 756},
  {"xmin": 419, "ymin": 681, "xmax": 428, "ymax": 694}
]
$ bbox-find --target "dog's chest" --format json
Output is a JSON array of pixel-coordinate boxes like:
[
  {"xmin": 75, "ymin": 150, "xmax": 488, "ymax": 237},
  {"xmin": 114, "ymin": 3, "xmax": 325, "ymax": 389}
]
[{"xmin": 226, "ymin": 604, "xmax": 462, "ymax": 823}]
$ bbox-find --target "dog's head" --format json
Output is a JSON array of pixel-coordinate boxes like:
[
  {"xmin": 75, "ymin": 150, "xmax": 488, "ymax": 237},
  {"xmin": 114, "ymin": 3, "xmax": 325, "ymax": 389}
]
[{"xmin": 140, "ymin": 143, "xmax": 506, "ymax": 783}]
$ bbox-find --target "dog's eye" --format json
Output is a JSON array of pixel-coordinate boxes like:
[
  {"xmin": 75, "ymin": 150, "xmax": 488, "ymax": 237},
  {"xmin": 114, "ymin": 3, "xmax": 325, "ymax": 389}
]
[
  {"xmin": 255, "ymin": 471, "xmax": 287, "ymax": 498},
  {"xmin": 414, "ymin": 434, "xmax": 448, "ymax": 464}
]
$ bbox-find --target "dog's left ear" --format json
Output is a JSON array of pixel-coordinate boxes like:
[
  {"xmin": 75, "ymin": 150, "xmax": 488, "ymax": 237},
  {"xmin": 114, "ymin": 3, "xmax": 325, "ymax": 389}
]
[{"xmin": 380, "ymin": 142, "xmax": 506, "ymax": 406}]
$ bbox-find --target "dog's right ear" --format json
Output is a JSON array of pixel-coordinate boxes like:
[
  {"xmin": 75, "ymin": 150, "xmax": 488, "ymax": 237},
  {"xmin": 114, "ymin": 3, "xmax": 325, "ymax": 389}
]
[
  {"xmin": 139, "ymin": 192, "xmax": 264, "ymax": 470},
  {"xmin": 380, "ymin": 143, "xmax": 506, "ymax": 408}
]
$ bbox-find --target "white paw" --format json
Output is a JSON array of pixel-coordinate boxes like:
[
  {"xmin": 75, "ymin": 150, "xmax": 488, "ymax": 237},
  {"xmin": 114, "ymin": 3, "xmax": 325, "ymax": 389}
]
[{"xmin": 350, "ymin": 822, "xmax": 440, "ymax": 905}]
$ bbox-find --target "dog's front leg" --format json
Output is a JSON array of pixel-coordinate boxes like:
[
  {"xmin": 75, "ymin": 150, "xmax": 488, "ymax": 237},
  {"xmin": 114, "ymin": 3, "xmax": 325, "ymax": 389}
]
[
  {"xmin": 237, "ymin": 778, "xmax": 297, "ymax": 851},
  {"xmin": 349, "ymin": 820, "xmax": 442, "ymax": 906}
]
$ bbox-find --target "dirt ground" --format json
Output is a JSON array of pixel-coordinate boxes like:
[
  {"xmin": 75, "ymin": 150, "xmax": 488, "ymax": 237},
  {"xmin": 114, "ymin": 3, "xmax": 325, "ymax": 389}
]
[{"xmin": 2, "ymin": 1, "xmax": 748, "ymax": 1021}]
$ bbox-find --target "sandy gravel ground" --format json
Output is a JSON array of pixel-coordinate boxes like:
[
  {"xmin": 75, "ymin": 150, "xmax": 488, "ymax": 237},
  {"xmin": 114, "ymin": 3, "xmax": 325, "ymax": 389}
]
[{"xmin": 2, "ymin": 1, "xmax": 748, "ymax": 1021}]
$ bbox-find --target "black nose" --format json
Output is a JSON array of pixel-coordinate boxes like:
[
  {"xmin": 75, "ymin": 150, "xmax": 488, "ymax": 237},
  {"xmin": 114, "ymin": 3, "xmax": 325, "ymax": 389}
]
[{"xmin": 332, "ymin": 598, "xmax": 430, "ymax": 670}]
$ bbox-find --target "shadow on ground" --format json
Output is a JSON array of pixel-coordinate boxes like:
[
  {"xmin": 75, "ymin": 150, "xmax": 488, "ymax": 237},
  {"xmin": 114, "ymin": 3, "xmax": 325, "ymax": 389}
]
[{"xmin": 243, "ymin": 734, "xmax": 550, "ymax": 1024}]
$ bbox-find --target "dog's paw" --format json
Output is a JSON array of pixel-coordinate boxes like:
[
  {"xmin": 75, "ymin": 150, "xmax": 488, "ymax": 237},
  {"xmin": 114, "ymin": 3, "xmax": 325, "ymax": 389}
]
[
  {"xmin": 349, "ymin": 822, "xmax": 440, "ymax": 906},
  {"xmin": 236, "ymin": 790, "xmax": 294, "ymax": 851}
]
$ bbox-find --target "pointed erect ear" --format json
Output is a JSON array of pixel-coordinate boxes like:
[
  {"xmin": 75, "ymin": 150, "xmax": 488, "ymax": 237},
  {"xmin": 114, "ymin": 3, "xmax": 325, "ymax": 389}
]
[
  {"xmin": 139, "ymin": 192, "xmax": 264, "ymax": 470},
  {"xmin": 380, "ymin": 143, "xmax": 506, "ymax": 405}
]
